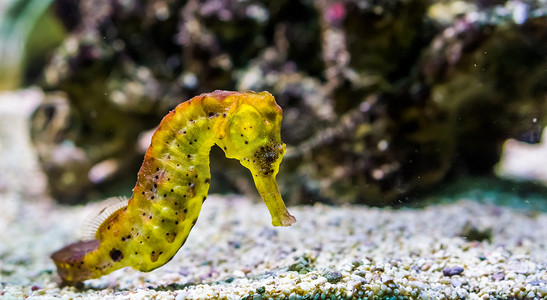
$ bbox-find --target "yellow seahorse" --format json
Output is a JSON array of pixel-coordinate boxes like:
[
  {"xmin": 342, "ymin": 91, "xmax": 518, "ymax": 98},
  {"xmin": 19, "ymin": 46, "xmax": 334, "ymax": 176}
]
[{"xmin": 51, "ymin": 90, "xmax": 296, "ymax": 284}]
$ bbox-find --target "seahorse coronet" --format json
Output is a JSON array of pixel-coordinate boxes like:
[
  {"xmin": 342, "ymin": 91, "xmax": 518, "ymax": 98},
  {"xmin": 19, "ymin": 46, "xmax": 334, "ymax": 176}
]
[{"xmin": 51, "ymin": 90, "xmax": 295, "ymax": 284}]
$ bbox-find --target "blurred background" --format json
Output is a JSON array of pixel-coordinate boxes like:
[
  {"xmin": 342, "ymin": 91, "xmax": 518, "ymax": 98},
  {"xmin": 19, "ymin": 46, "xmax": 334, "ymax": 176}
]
[{"xmin": 1, "ymin": 0, "xmax": 546, "ymax": 207}]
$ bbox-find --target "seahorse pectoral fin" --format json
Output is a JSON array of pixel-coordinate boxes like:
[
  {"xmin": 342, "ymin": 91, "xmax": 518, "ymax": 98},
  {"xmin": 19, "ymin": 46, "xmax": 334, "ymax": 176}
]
[{"xmin": 252, "ymin": 174, "xmax": 296, "ymax": 227}]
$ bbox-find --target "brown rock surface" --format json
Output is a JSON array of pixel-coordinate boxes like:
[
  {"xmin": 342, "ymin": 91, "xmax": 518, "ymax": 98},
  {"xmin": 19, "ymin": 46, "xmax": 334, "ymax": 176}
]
[{"xmin": 31, "ymin": 0, "xmax": 547, "ymax": 205}]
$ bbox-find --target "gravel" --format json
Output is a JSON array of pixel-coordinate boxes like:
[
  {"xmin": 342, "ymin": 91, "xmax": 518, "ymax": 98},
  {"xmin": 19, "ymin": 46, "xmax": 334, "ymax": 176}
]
[{"xmin": 1, "ymin": 193, "xmax": 546, "ymax": 299}]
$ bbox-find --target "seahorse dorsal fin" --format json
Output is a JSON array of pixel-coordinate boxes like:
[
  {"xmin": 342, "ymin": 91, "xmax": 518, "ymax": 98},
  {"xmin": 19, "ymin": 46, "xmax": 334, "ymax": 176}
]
[{"xmin": 80, "ymin": 196, "xmax": 129, "ymax": 241}]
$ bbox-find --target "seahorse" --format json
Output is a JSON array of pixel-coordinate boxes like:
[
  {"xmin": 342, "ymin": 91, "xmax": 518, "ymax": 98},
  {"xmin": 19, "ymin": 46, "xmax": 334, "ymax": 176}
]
[{"xmin": 51, "ymin": 90, "xmax": 296, "ymax": 284}]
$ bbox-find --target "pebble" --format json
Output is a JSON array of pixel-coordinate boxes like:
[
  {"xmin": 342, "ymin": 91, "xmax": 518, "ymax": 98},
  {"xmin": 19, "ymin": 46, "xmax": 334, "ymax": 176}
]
[
  {"xmin": 443, "ymin": 266, "xmax": 464, "ymax": 277},
  {"xmin": 490, "ymin": 272, "xmax": 505, "ymax": 281},
  {"xmin": 450, "ymin": 278, "xmax": 462, "ymax": 287},
  {"xmin": 322, "ymin": 269, "xmax": 343, "ymax": 283},
  {"xmin": 528, "ymin": 279, "xmax": 546, "ymax": 286}
]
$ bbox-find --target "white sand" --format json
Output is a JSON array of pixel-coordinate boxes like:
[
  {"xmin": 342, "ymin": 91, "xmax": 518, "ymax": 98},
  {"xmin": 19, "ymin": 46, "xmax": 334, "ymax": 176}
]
[{"xmin": 1, "ymin": 194, "xmax": 546, "ymax": 299}]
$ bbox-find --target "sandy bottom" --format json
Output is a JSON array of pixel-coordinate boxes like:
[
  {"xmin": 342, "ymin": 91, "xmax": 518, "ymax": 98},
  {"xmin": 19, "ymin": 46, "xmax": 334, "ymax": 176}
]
[{"xmin": 1, "ymin": 194, "xmax": 546, "ymax": 299}]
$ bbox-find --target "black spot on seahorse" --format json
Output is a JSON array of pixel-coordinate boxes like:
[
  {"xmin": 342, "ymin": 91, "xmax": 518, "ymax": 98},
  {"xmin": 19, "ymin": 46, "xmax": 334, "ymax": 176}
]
[
  {"xmin": 110, "ymin": 249, "xmax": 123, "ymax": 262},
  {"xmin": 150, "ymin": 250, "xmax": 162, "ymax": 262},
  {"xmin": 166, "ymin": 232, "xmax": 177, "ymax": 243}
]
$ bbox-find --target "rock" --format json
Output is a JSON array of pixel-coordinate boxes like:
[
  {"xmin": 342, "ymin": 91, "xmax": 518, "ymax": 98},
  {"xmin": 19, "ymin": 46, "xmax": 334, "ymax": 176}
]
[
  {"xmin": 256, "ymin": 286, "xmax": 266, "ymax": 294},
  {"xmin": 527, "ymin": 279, "xmax": 547, "ymax": 286},
  {"xmin": 450, "ymin": 278, "xmax": 462, "ymax": 287},
  {"xmin": 458, "ymin": 221, "xmax": 493, "ymax": 242},
  {"xmin": 323, "ymin": 268, "xmax": 343, "ymax": 283},
  {"xmin": 496, "ymin": 127, "xmax": 547, "ymax": 184},
  {"xmin": 0, "ymin": 88, "xmax": 49, "ymax": 203},
  {"xmin": 491, "ymin": 272, "xmax": 505, "ymax": 281},
  {"xmin": 443, "ymin": 266, "xmax": 464, "ymax": 277},
  {"xmin": 30, "ymin": 0, "xmax": 547, "ymax": 205}
]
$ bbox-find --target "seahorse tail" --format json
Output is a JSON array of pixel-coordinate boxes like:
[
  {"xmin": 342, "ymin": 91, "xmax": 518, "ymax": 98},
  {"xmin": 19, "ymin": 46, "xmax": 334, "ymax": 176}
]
[
  {"xmin": 51, "ymin": 238, "xmax": 133, "ymax": 284},
  {"xmin": 51, "ymin": 239, "xmax": 101, "ymax": 283}
]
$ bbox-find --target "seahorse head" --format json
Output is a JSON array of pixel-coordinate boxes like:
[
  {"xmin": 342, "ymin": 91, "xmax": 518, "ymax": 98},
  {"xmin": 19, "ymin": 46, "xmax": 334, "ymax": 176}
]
[
  {"xmin": 223, "ymin": 92, "xmax": 285, "ymax": 176},
  {"xmin": 222, "ymin": 91, "xmax": 295, "ymax": 226}
]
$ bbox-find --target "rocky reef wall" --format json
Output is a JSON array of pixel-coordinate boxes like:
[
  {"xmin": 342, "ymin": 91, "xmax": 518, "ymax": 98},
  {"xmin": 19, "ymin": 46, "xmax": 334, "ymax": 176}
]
[{"xmin": 33, "ymin": 0, "xmax": 546, "ymax": 205}]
